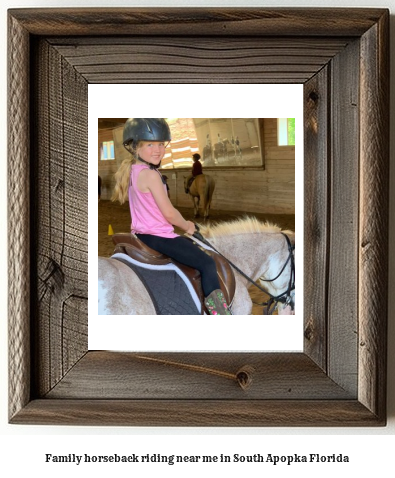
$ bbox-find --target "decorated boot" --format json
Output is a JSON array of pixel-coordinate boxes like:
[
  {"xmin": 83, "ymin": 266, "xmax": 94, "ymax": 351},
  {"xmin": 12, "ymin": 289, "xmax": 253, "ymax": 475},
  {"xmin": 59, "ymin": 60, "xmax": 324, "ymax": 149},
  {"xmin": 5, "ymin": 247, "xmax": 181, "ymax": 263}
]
[{"xmin": 204, "ymin": 289, "xmax": 232, "ymax": 315}]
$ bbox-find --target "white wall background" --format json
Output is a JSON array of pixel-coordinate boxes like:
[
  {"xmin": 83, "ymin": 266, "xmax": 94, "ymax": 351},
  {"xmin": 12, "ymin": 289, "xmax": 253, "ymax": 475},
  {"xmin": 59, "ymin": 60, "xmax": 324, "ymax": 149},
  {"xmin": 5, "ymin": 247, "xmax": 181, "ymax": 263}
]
[{"xmin": 1, "ymin": 0, "xmax": 394, "ymax": 476}]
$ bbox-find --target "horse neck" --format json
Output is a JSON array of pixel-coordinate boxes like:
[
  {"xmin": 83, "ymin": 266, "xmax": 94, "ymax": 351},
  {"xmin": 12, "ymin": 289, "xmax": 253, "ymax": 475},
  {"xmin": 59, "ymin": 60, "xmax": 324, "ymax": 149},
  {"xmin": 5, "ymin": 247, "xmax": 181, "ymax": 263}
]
[{"xmin": 209, "ymin": 231, "xmax": 287, "ymax": 285}]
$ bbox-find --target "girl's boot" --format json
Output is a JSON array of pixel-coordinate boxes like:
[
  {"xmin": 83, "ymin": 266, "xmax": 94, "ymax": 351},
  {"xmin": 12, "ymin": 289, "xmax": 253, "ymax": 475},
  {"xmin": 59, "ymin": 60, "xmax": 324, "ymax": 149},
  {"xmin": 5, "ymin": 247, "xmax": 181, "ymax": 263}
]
[{"xmin": 204, "ymin": 289, "xmax": 232, "ymax": 315}]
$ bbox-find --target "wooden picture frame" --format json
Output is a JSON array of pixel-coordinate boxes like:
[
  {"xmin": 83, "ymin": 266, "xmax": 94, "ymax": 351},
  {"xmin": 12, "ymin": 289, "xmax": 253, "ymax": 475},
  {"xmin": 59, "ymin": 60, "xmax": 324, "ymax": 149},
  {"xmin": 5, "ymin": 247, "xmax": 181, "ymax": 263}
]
[{"xmin": 8, "ymin": 8, "xmax": 389, "ymax": 426}]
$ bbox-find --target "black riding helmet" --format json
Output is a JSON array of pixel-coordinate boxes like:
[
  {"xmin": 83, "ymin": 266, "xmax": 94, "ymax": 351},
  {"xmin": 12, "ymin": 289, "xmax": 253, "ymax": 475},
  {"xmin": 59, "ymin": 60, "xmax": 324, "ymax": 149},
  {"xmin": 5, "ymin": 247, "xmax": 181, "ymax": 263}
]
[
  {"xmin": 123, "ymin": 118, "xmax": 171, "ymax": 149},
  {"xmin": 123, "ymin": 118, "xmax": 171, "ymax": 169}
]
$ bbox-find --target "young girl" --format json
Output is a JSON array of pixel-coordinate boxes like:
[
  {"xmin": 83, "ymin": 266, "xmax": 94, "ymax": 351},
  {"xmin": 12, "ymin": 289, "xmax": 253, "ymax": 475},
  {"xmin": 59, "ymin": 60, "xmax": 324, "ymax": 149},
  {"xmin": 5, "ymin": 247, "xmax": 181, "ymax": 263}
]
[{"xmin": 112, "ymin": 118, "xmax": 231, "ymax": 315}]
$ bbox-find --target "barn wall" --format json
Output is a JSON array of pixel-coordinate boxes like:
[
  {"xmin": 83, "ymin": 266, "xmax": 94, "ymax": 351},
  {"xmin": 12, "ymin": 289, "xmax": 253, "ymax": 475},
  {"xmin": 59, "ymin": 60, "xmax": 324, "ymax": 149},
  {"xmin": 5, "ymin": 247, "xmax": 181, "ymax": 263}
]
[{"xmin": 98, "ymin": 118, "xmax": 295, "ymax": 214}]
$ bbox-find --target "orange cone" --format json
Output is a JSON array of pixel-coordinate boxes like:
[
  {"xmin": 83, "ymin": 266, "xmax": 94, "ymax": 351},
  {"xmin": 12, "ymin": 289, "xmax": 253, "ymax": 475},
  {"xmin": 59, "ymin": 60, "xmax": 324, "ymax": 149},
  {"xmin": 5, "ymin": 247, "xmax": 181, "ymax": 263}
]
[{"xmin": 108, "ymin": 224, "xmax": 114, "ymax": 235}]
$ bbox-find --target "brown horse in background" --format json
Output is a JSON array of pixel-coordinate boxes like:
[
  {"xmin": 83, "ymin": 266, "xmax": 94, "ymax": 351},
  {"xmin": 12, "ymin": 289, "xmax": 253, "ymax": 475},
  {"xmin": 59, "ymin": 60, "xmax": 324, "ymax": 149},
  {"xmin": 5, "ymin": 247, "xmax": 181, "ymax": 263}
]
[{"xmin": 184, "ymin": 174, "xmax": 215, "ymax": 219}]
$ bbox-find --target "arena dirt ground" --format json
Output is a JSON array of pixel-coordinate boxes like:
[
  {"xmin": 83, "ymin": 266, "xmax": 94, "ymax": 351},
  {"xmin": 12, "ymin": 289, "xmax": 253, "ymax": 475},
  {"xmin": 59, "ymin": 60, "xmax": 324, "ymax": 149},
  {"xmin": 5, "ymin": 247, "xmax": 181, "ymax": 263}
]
[{"xmin": 98, "ymin": 200, "xmax": 295, "ymax": 315}]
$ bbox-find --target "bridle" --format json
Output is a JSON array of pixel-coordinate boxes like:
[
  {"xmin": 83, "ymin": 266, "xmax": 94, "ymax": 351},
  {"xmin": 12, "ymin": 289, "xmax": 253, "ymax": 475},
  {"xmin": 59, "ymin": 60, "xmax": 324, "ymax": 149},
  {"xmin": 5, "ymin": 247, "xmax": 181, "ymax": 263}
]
[
  {"xmin": 192, "ymin": 228, "xmax": 295, "ymax": 315},
  {"xmin": 258, "ymin": 233, "xmax": 295, "ymax": 314}
]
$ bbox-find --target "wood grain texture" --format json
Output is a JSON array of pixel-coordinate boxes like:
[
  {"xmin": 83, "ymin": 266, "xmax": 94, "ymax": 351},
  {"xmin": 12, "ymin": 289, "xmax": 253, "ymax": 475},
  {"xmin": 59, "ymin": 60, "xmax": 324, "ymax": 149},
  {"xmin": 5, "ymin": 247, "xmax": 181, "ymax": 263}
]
[
  {"xmin": 30, "ymin": 39, "xmax": 88, "ymax": 397},
  {"xmin": 11, "ymin": 399, "xmax": 383, "ymax": 427},
  {"xmin": 7, "ymin": 8, "xmax": 389, "ymax": 426},
  {"xmin": 8, "ymin": 8, "xmax": 387, "ymax": 37},
  {"xmin": 303, "ymin": 67, "xmax": 329, "ymax": 370},
  {"xmin": 327, "ymin": 39, "xmax": 360, "ymax": 396},
  {"xmin": 45, "ymin": 352, "xmax": 353, "ymax": 400},
  {"xmin": 358, "ymin": 12, "xmax": 389, "ymax": 418},
  {"xmin": 49, "ymin": 37, "xmax": 350, "ymax": 84},
  {"xmin": 8, "ymin": 13, "xmax": 31, "ymax": 421}
]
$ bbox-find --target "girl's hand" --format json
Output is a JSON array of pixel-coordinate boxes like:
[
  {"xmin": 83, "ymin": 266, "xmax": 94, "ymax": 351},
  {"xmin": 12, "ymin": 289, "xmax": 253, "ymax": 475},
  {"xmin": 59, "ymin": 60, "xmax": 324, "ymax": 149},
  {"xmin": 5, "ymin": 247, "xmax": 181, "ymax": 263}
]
[{"xmin": 185, "ymin": 221, "xmax": 196, "ymax": 235}]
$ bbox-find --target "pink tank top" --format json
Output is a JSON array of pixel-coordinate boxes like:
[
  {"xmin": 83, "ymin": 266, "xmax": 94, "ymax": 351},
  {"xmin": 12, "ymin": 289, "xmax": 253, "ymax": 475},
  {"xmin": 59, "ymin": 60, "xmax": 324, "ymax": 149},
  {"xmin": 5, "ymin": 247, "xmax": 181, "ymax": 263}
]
[{"xmin": 129, "ymin": 164, "xmax": 178, "ymax": 238}]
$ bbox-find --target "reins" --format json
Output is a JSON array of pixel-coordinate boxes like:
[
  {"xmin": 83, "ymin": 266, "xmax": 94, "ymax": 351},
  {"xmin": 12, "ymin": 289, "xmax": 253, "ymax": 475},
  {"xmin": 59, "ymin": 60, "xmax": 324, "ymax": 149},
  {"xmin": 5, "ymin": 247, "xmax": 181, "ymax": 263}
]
[{"xmin": 192, "ymin": 226, "xmax": 295, "ymax": 315}]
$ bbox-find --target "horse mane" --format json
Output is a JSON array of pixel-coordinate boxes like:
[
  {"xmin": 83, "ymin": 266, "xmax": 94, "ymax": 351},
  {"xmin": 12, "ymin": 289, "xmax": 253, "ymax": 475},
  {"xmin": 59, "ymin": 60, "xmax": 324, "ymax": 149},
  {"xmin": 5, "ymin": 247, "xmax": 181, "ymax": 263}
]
[{"xmin": 198, "ymin": 216, "xmax": 291, "ymax": 238}]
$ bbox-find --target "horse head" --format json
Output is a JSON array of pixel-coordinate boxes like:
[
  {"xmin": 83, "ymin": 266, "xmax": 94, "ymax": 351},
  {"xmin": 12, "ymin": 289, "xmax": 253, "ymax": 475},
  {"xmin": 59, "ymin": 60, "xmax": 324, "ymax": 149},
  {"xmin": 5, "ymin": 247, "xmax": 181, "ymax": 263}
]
[{"xmin": 259, "ymin": 232, "xmax": 295, "ymax": 315}]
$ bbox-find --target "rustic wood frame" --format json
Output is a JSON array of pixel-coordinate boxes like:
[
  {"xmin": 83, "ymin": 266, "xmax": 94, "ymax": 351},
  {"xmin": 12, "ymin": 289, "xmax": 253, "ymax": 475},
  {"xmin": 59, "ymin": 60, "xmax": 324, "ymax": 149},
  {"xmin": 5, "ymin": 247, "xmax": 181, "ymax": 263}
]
[{"xmin": 8, "ymin": 8, "xmax": 389, "ymax": 426}]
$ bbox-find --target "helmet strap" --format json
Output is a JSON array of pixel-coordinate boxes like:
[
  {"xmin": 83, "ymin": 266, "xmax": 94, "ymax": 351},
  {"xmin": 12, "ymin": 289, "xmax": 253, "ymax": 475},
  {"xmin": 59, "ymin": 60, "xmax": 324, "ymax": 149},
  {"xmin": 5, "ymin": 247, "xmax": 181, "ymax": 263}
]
[{"xmin": 137, "ymin": 155, "xmax": 161, "ymax": 170}]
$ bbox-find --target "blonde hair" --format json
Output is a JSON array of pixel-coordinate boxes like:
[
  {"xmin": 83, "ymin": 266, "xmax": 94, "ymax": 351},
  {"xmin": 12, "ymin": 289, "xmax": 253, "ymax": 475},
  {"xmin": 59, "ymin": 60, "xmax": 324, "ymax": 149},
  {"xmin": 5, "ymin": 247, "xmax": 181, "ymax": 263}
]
[{"xmin": 111, "ymin": 142, "xmax": 139, "ymax": 204}]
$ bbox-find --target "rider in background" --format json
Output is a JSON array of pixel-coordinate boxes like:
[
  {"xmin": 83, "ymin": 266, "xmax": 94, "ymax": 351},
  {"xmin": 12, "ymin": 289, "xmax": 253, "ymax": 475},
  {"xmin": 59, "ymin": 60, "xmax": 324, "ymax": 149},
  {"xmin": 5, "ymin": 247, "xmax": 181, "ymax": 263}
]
[
  {"xmin": 111, "ymin": 118, "xmax": 231, "ymax": 315},
  {"xmin": 185, "ymin": 153, "xmax": 203, "ymax": 194}
]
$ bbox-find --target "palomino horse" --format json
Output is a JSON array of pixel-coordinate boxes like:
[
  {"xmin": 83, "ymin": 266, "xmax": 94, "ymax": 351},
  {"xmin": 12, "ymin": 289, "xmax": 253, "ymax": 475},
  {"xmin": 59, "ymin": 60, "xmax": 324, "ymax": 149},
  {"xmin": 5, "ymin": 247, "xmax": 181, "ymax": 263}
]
[
  {"xmin": 184, "ymin": 174, "xmax": 215, "ymax": 219},
  {"xmin": 98, "ymin": 217, "xmax": 295, "ymax": 315}
]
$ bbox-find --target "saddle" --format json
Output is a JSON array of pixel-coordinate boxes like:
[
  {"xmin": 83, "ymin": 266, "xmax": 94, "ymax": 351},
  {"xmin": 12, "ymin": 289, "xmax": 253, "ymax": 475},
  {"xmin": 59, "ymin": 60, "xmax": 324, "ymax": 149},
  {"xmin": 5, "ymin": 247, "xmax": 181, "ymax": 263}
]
[{"xmin": 112, "ymin": 233, "xmax": 236, "ymax": 314}]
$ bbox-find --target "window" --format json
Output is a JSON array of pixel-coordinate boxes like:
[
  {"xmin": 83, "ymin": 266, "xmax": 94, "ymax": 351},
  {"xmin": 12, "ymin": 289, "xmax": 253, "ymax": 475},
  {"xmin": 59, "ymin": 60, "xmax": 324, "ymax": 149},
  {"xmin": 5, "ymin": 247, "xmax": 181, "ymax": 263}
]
[
  {"xmin": 100, "ymin": 140, "xmax": 115, "ymax": 160},
  {"xmin": 278, "ymin": 118, "xmax": 295, "ymax": 146}
]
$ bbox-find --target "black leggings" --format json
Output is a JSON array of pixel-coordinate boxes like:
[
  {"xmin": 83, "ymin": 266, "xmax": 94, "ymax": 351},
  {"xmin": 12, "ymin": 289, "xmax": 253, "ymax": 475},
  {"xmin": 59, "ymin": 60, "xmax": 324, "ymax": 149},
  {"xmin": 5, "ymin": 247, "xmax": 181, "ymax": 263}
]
[{"xmin": 136, "ymin": 234, "xmax": 220, "ymax": 297}]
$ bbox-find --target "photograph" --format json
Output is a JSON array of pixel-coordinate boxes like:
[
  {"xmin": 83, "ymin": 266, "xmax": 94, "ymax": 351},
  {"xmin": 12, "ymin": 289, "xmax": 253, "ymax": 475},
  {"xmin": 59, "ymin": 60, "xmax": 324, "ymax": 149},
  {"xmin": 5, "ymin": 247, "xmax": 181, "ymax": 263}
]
[{"xmin": 97, "ymin": 116, "xmax": 296, "ymax": 317}]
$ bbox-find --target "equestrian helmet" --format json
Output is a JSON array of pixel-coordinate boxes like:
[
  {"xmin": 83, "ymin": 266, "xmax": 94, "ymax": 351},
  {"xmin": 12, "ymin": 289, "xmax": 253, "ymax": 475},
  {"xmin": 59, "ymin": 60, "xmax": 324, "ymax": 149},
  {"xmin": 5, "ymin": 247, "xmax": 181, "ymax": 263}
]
[{"xmin": 123, "ymin": 118, "xmax": 171, "ymax": 150}]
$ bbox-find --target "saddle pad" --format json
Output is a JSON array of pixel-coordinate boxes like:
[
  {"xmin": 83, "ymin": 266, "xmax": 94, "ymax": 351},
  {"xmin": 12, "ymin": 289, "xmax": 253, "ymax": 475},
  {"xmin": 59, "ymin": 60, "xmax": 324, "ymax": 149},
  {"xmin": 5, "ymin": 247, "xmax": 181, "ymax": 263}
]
[{"xmin": 112, "ymin": 253, "xmax": 202, "ymax": 315}]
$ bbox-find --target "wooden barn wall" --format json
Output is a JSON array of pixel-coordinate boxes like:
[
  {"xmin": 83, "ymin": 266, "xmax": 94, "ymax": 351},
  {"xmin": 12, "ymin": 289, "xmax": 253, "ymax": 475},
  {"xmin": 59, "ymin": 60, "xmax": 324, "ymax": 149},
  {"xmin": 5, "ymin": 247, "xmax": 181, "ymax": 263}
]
[{"xmin": 98, "ymin": 118, "xmax": 295, "ymax": 214}]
